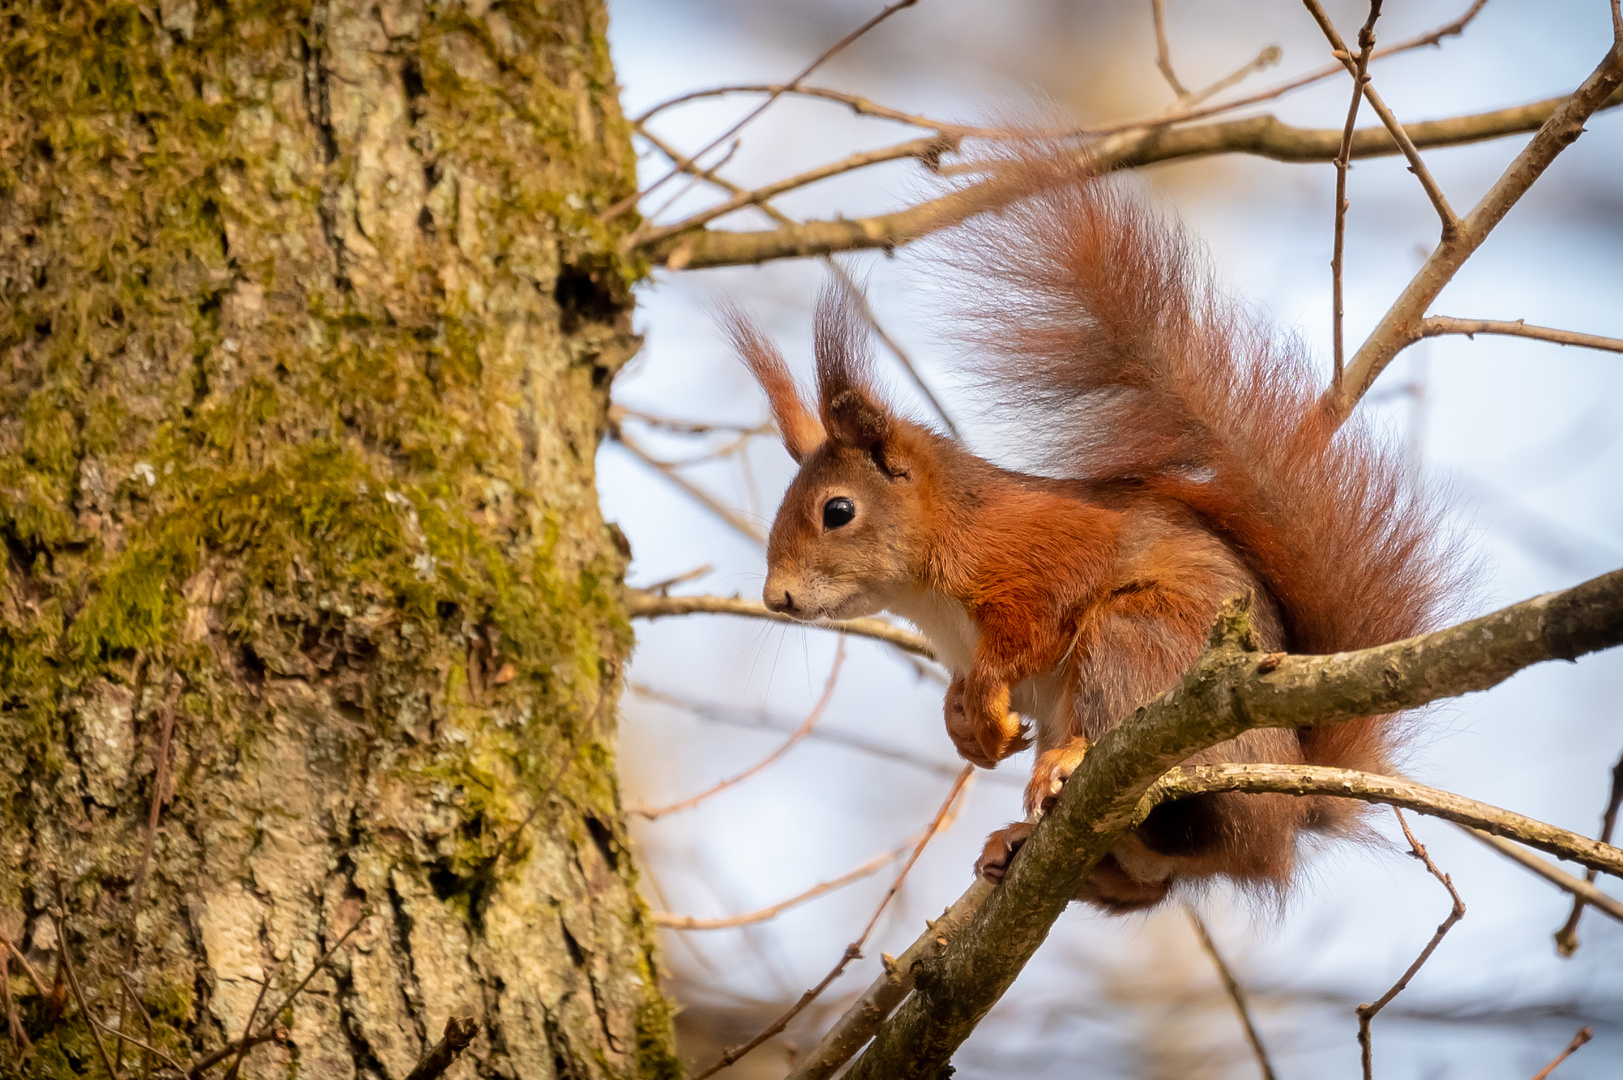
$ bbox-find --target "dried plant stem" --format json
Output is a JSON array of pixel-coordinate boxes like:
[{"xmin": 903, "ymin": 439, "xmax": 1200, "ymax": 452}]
[
  {"xmin": 1553, "ymin": 749, "xmax": 1623, "ymax": 955},
  {"xmin": 1419, "ymin": 316, "xmax": 1623, "ymax": 355},
  {"xmin": 631, "ymin": 640, "xmax": 845, "ymax": 820},
  {"xmin": 1356, "ymin": 811, "xmax": 1465, "ymax": 1080},
  {"xmin": 1329, "ymin": 2, "xmax": 1382, "ymax": 387},
  {"xmin": 626, "ymin": 589, "xmax": 934, "ymax": 659},
  {"xmin": 1151, "ymin": 0, "xmax": 1190, "ymax": 99},
  {"xmin": 220, "ymin": 967, "xmax": 277, "ymax": 1080},
  {"xmin": 1186, "ymin": 908, "xmax": 1277, "ymax": 1080},
  {"xmin": 603, "ymin": 0, "xmax": 919, "ymax": 221},
  {"xmin": 689, "ymin": 766, "xmax": 973, "ymax": 1080}
]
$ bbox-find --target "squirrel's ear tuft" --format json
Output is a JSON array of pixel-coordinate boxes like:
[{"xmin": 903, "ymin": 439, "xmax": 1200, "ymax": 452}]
[
  {"xmin": 721, "ymin": 306, "xmax": 826, "ymax": 463},
  {"xmin": 814, "ymin": 282, "xmax": 907, "ymax": 476}
]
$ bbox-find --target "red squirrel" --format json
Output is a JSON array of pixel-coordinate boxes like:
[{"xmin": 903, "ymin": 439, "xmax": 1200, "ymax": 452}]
[{"xmin": 725, "ymin": 158, "xmax": 1450, "ymax": 911}]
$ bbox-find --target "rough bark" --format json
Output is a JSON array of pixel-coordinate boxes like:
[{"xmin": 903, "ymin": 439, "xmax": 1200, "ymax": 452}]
[{"xmin": 0, "ymin": 2, "xmax": 679, "ymax": 1079}]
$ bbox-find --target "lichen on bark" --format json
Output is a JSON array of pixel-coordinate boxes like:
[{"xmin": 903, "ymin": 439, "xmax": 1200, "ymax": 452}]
[{"xmin": 0, "ymin": 1, "xmax": 678, "ymax": 1077}]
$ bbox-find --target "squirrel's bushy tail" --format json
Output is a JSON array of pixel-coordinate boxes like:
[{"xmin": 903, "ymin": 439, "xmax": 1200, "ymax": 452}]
[{"xmin": 938, "ymin": 151, "xmax": 1458, "ymax": 784}]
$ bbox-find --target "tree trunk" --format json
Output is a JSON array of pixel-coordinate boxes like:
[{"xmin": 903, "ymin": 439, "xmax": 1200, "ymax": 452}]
[{"xmin": 0, "ymin": 2, "xmax": 678, "ymax": 1078}]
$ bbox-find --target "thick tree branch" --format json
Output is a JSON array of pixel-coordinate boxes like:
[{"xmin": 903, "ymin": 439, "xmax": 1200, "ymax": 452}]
[
  {"xmin": 626, "ymin": 589, "xmax": 935, "ymax": 658},
  {"xmin": 842, "ymin": 567, "xmax": 1623, "ymax": 1080},
  {"xmin": 1333, "ymin": 41, "xmax": 1623, "ymax": 415},
  {"xmin": 644, "ymin": 87, "xmax": 1623, "ymax": 269}
]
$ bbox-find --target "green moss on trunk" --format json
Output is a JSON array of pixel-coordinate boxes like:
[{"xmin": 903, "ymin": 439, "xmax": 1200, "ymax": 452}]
[{"xmin": 0, "ymin": 1, "xmax": 677, "ymax": 1076}]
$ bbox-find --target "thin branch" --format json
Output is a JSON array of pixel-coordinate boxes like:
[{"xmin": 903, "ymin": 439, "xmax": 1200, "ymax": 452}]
[
  {"xmin": 1330, "ymin": 2, "xmax": 1382, "ymax": 388},
  {"xmin": 626, "ymin": 589, "xmax": 935, "ymax": 659},
  {"xmin": 1530, "ymin": 1026, "xmax": 1593, "ymax": 1080},
  {"xmin": 0, "ymin": 930, "xmax": 49, "ymax": 1001},
  {"xmin": 1151, "ymin": 765, "xmax": 1623, "ymax": 879},
  {"xmin": 1356, "ymin": 810, "xmax": 1465, "ymax": 1080},
  {"xmin": 612, "ymin": 429, "xmax": 768, "ymax": 544},
  {"xmin": 635, "ymin": 135, "xmax": 954, "ymax": 249},
  {"xmin": 1419, "ymin": 316, "xmax": 1623, "ymax": 356},
  {"xmin": 180, "ymin": 913, "xmax": 370, "ymax": 1079},
  {"xmin": 690, "ymin": 766, "xmax": 974, "ymax": 1080},
  {"xmin": 220, "ymin": 966, "xmax": 276, "ymax": 1080},
  {"xmin": 646, "ymin": 87, "xmax": 1623, "ymax": 269},
  {"xmin": 1, "ymin": 940, "xmax": 28, "ymax": 1058},
  {"xmin": 602, "ymin": 0, "xmax": 919, "ymax": 221},
  {"xmin": 48, "ymin": 889, "xmax": 120, "ymax": 1080},
  {"xmin": 612, "ymin": 404, "xmax": 774, "ymax": 438},
  {"xmin": 631, "ymin": 640, "xmax": 845, "ymax": 820},
  {"xmin": 634, "ymin": 564, "xmax": 714, "ymax": 596},
  {"xmin": 1302, "ymin": 0, "xmax": 1458, "ymax": 232},
  {"xmin": 843, "ymin": 569, "xmax": 1623, "ymax": 1080},
  {"xmin": 1334, "ymin": 42, "xmax": 1623, "ymax": 414},
  {"xmin": 635, "ymin": 125, "xmax": 964, "ymax": 439},
  {"xmin": 83, "ymin": 1011, "xmax": 191, "ymax": 1079},
  {"xmin": 637, "ymin": 0, "xmax": 1489, "ymax": 142},
  {"xmin": 1186, "ymin": 907, "xmax": 1277, "ymax": 1080},
  {"xmin": 1151, "ymin": 0, "xmax": 1190, "ymax": 99},
  {"xmin": 1553, "ymin": 748, "xmax": 1623, "ymax": 955},
  {"xmin": 115, "ymin": 674, "xmax": 184, "ymax": 1072},
  {"xmin": 640, "ymin": 138, "xmax": 741, "ymax": 225},
  {"xmin": 403, "ymin": 1017, "xmax": 479, "ymax": 1080},
  {"xmin": 1457, "ymin": 825, "xmax": 1623, "ymax": 928}
]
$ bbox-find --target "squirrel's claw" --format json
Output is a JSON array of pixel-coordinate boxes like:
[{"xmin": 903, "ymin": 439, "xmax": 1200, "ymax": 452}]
[
  {"xmin": 976, "ymin": 821, "xmax": 1033, "ymax": 885},
  {"xmin": 1023, "ymin": 738, "xmax": 1090, "ymax": 818}
]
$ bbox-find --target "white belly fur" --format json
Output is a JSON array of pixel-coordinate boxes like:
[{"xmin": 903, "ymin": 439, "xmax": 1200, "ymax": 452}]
[{"xmin": 881, "ymin": 585, "xmax": 1069, "ymax": 752}]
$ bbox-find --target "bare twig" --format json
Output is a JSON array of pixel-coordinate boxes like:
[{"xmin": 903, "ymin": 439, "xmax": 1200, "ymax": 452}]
[
  {"xmin": 1329, "ymin": 2, "xmax": 1382, "ymax": 388},
  {"xmin": 1151, "ymin": 0, "xmax": 1190, "ymax": 99},
  {"xmin": 646, "ymin": 87, "xmax": 1623, "ymax": 270},
  {"xmin": 0, "ymin": 929, "xmax": 49, "ymax": 1001},
  {"xmin": 220, "ymin": 967, "xmax": 276, "ymax": 1080},
  {"xmin": 403, "ymin": 1017, "xmax": 479, "ymax": 1080},
  {"xmin": 603, "ymin": 0, "xmax": 920, "ymax": 221},
  {"xmin": 115, "ymin": 674, "xmax": 184, "ymax": 1072},
  {"xmin": 0, "ymin": 938, "xmax": 29, "ymax": 1057},
  {"xmin": 690, "ymin": 766, "xmax": 974, "ymax": 1080},
  {"xmin": 634, "ymin": 135, "xmax": 954, "ymax": 248},
  {"xmin": 1356, "ymin": 811, "xmax": 1465, "ymax": 1080},
  {"xmin": 626, "ymin": 589, "xmax": 935, "ymax": 659},
  {"xmin": 784, "ymin": 882, "xmax": 991, "ymax": 1080},
  {"xmin": 48, "ymin": 888, "xmax": 120, "ymax": 1080},
  {"xmin": 637, "ymin": 0, "xmax": 1489, "ymax": 142},
  {"xmin": 1419, "ymin": 317, "xmax": 1623, "ymax": 356},
  {"xmin": 1302, "ymin": 0, "xmax": 1458, "ymax": 232},
  {"xmin": 1334, "ymin": 43, "xmax": 1623, "ymax": 414},
  {"xmin": 1553, "ymin": 748, "xmax": 1623, "ymax": 955},
  {"xmin": 631, "ymin": 640, "xmax": 845, "ymax": 820},
  {"xmin": 634, "ymin": 125, "xmax": 963, "ymax": 439},
  {"xmin": 654, "ymin": 833, "xmax": 919, "ymax": 930},
  {"xmin": 635, "ymin": 564, "xmax": 714, "ymax": 596},
  {"xmin": 641, "ymin": 138, "xmax": 741, "ymax": 225},
  {"xmin": 613, "ymin": 429, "xmax": 768, "ymax": 544},
  {"xmin": 612, "ymin": 405, "xmax": 774, "ymax": 438},
  {"xmin": 1530, "ymin": 1026, "xmax": 1593, "ymax": 1080},
  {"xmin": 1457, "ymin": 825, "xmax": 1623, "ymax": 927},
  {"xmin": 1186, "ymin": 907, "xmax": 1277, "ymax": 1080},
  {"xmin": 181, "ymin": 912, "xmax": 371, "ymax": 1078}
]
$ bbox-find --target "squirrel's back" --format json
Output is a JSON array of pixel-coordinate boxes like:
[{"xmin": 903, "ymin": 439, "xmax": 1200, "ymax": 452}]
[{"xmin": 938, "ymin": 153, "xmax": 1457, "ymax": 783}]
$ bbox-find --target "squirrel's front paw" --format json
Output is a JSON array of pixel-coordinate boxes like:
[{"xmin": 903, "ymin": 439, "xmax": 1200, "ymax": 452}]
[
  {"xmin": 976, "ymin": 822, "xmax": 1033, "ymax": 885},
  {"xmin": 1023, "ymin": 738, "xmax": 1091, "ymax": 818},
  {"xmin": 944, "ymin": 678, "xmax": 1030, "ymax": 768}
]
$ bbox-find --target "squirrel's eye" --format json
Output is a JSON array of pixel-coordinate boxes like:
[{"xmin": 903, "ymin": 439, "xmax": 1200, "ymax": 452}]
[{"xmin": 822, "ymin": 496, "xmax": 856, "ymax": 530}]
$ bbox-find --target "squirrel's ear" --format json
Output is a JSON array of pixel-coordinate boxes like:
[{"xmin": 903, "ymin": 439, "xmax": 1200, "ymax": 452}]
[
  {"xmin": 721, "ymin": 307, "xmax": 826, "ymax": 463},
  {"xmin": 815, "ymin": 283, "xmax": 909, "ymax": 478}
]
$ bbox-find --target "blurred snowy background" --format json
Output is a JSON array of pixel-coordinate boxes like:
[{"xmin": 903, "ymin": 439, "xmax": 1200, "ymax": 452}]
[{"xmin": 596, "ymin": 2, "xmax": 1623, "ymax": 1076}]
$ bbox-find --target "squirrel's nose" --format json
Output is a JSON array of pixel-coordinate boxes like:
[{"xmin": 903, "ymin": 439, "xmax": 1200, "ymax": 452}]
[{"xmin": 763, "ymin": 584, "xmax": 797, "ymax": 614}]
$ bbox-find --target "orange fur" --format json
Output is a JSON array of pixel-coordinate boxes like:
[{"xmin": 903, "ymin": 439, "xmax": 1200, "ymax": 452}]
[{"xmin": 734, "ymin": 164, "xmax": 1454, "ymax": 911}]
